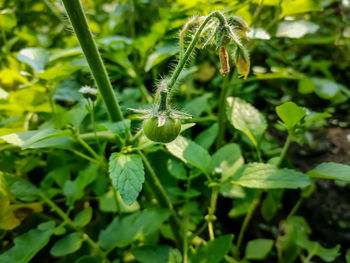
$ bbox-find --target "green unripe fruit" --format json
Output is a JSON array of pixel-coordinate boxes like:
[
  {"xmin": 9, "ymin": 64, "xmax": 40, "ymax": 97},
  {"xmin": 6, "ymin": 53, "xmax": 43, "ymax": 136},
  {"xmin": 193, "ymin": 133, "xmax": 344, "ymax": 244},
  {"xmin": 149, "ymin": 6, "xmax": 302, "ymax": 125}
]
[{"xmin": 143, "ymin": 117, "xmax": 181, "ymax": 143}]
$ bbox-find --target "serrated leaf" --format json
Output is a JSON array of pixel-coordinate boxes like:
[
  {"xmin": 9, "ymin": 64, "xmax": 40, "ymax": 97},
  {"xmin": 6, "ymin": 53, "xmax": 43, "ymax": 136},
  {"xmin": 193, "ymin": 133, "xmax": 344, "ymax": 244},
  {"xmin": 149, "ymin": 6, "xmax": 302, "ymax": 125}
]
[
  {"xmin": 50, "ymin": 232, "xmax": 83, "ymax": 257},
  {"xmin": 0, "ymin": 221, "xmax": 55, "ymax": 263},
  {"xmin": 245, "ymin": 239, "xmax": 274, "ymax": 260},
  {"xmin": 232, "ymin": 163, "xmax": 311, "ymax": 189},
  {"xmin": 73, "ymin": 207, "xmax": 93, "ymax": 227},
  {"xmin": 99, "ymin": 209, "xmax": 171, "ymax": 250},
  {"xmin": 109, "ymin": 153, "xmax": 144, "ymax": 205},
  {"xmin": 308, "ymin": 162, "xmax": 350, "ymax": 181},
  {"xmin": 226, "ymin": 97, "xmax": 267, "ymax": 147},
  {"xmin": 276, "ymin": 102, "xmax": 306, "ymax": 130},
  {"xmin": 166, "ymin": 136, "xmax": 211, "ymax": 174},
  {"xmin": 191, "ymin": 235, "xmax": 233, "ymax": 263},
  {"xmin": 17, "ymin": 48, "xmax": 49, "ymax": 72},
  {"xmin": 211, "ymin": 143, "xmax": 244, "ymax": 181}
]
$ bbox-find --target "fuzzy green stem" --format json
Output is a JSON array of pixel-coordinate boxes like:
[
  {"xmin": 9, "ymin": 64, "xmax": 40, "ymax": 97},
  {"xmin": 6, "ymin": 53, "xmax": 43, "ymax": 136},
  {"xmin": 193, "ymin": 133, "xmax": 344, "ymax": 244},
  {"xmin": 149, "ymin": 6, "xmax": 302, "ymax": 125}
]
[
  {"xmin": 158, "ymin": 91, "xmax": 168, "ymax": 112},
  {"xmin": 216, "ymin": 73, "xmax": 230, "ymax": 148},
  {"xmin": 138, "ymin": 150, "xmax": 183, "ymax": 249},
  {"xmin": 168, "ymin": 11, "xmax": 226, "ymax": 91},
  {"xmin": 276, "ymin": 131, "xmax": 292, "ymax": 168},
  {"xmin": 61, "ymin": 0, "xmax": 123, "ymax": 122},
  {"xmin": 235, "ymin": 190, "xmax": 263, "ymax": 258}
]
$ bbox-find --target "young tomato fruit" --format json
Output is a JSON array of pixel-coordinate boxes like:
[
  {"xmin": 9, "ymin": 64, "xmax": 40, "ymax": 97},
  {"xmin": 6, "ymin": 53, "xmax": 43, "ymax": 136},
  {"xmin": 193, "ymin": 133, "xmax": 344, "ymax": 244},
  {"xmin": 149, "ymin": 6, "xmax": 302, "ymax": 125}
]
[{"xmin": 143, "ymin": 117, "xmax": 181, "ymax": 143}]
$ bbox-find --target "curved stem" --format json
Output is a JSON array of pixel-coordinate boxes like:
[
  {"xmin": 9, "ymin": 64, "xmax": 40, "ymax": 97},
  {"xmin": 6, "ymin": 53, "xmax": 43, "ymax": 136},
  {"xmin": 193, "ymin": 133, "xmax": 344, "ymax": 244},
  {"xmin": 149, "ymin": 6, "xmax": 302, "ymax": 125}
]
[
  {"xmin": 276, "ymin": 131, "xmax": 292, "ymax": 168},
  {"xmin": 235, "ymin": 190, "xmax": 263, "ymax": 258},
  {"xmin": 168, "ymin": 11, "xmax": 226, "ymax": 91},
  {"xmin": 61, "ymin": 0, "xmax": 123, "ymax": 122}
]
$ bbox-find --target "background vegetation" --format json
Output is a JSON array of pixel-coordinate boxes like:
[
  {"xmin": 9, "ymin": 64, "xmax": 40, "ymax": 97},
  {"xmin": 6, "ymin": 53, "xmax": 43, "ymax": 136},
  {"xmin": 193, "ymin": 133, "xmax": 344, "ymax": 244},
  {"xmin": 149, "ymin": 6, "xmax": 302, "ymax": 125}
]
[{"xmin": 0, "ymin": 0, "xmax": 350, "ymax": 262}]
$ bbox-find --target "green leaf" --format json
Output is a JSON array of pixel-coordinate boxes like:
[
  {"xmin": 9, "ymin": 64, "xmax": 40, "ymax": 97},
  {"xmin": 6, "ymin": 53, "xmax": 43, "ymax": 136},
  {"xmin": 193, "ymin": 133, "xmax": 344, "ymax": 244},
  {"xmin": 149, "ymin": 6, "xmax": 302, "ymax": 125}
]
[
  {"xmin": 276, "ymin": 102, "xmax": 306, "ymax": 130},
  {"xmin": 308, "ymin": 162, "xmax": 350, "ymax": 181},
  {"xmin": 75, "ymin": 255, "xmax": 99, "ymax": 263},
  {"xmin": 276, "ymin": 216, "xmax": 310, "ymax": 263},
  {"xmin": 281, "ymin": 0, "xmax": 322, "ymax": 17},
  {"xmin": 261, "ymin": 190, "xmax": 284, "ymax": 222},
  {"xmin": 38, "ymin": 65, "xmax": 84, "ymax": 80},
  {"xmin": 183, "ymin": 93, "xmax": 212, "ymax": 118},
  {"xmin": 211, "ymin": 143, "xmax": 244, "ymax": 181},
  {"xmin": 191, "ymin": 235, "xmax": 233, "ymax": 263},
  {"xmin": 50, "ymin": 232, "xmax": 83, "ymax": 257},
  {"xmin": 167, "ymin": 159, "xmax": 187, "ymax": 180},
  {"xmin": 101, "ymin": 120, "xmax": 131, "ymax": 143},
  {"xmin": 9, "ymin": 180, "xmax": 40, "ymax": 202},
  {"xmin": 98, "ymin": 209, "xmax": 171, "ymax": 250},
  {"xmin": 296, "ymin": 233, "xmax": 340, "ymax": 262},
  {"xmin": 144, "ymin": 41, "xmax": 178, "ymax": 72},
  {"xmin": 311, "ymin": 78, "xmax": 344, "ymax": 100},
  {"xmin": 166, "ymin": 135, "xmax": 212, "ymax": 174},
  {"xmin": 232, "ymin": 163, "xmax": 311, "ymax": 189},
  {"xmin": 276, "ymin": 21, "xmax": 319, "ymax": 39},
  {"xmin": 63, "ymin": 164, "xmax": 99, "ymax": 205},
  {"xmin": 194, "ymin": 123, "xmax": 219, "ymax": 150},
  {"xmin": 17, "ymin": 48, "xmax": 49, "ymax": 72},
  {"xmin": 245, "ymin": 239, "xmax": 274, "ymax": 260},
  {"xmin": 132, "ymin": 245, "xmax": 182, "ymax": 263},
  {"xmin": 0, "ymin": 129, "xmax": 72, "ymax": 149},
  {"xmin": 108, "ymin": 153, "xmax": 144, "ymax": 205},
  {"xmin": 73, "ymin": 207, "xmax": 93, "ymax": 227},
  {"xmin": 0, "ymin": 9, "xmax": 17, "ymax": 30},
  {"xmin": 0, "ymin": 221, "xmax": 55, "ymax": 263},
  {"xmin": 346, "ymin": 249, "xmax": 350, "ymax": 263},
  {"xmin": 226, "ymin": 97, "xmax": 267, "ymax": 147}
]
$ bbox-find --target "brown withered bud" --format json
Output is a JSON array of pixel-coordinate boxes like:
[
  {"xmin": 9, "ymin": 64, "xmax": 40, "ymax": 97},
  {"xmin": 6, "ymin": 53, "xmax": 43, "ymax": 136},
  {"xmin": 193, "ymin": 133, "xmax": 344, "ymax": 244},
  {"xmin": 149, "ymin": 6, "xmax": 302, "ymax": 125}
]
[{"xmin": 219, "ymin": 46, "xmax": 230, "ymax": 75}]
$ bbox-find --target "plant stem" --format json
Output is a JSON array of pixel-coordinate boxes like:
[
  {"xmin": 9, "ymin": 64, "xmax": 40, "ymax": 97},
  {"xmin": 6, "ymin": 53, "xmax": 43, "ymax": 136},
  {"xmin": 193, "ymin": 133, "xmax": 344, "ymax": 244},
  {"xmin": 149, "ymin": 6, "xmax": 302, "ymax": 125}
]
[
  {"xmin": 61, "ymin": 0, "xmax": 123, "ymax": 122},
  {"xmin": 235, "ymin": 190, "xmax": 263, "ymax": 258},
  {"xmin": 70, "ymin": 149, "xmax": 104, "ymax": 166},
  {"xmin": 207, "ymin": 187, "xmax": 219, "ymax": 240},
  {"xmin": 80, "ymin": 131, "xmax": 116, "ymax": 141},
  {"xmin": 183, "ymin": 176, "xmax": 192, "ymax": 263},
  {"xmin": 40, "ymin": 193, "xmax": 110, "ymax": 262},
  {"xmin": 137, "ymin": 150, "xmax": 183, "ymax": 249},
  {"xmin": 276, "ymin": 131, "xmax": 292, "ymax": 168},
  {"xmin": 75, "ymin": 134, "xmax": 102, "ymax": 162},
  {"xmin": 216, "ymin": 73, "xmax": 230, "ymax": 148},
  {"xmin": 168, "ymin": 11, "xmax": 226, "ymax": 91}
]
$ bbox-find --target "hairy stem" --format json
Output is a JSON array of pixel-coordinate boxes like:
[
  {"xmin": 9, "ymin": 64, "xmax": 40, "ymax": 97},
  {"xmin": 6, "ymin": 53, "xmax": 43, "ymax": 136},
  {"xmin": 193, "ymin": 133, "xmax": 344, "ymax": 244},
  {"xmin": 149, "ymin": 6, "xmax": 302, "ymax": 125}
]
[
  {"xmin": 61, "ymin": 0, "xmax": 123, "ymax": 122},
  {"xmin": 168, "ymin": 11, "xmax": 226, "ymax": 91},
  {"xmin": 216, "ymin": 73, "xmax": 231, "ymax": 148}
]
